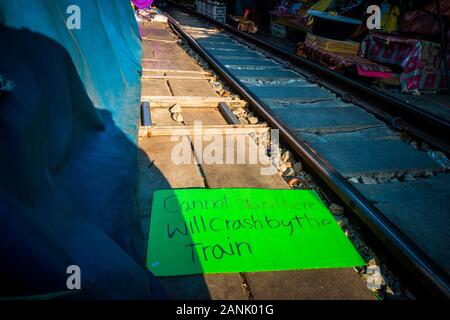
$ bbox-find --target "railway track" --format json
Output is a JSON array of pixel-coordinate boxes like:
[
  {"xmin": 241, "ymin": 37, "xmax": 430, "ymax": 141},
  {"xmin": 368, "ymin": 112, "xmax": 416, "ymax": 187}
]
[
  {"xmin": 137, "ymin": 16, "xmax": 376, "ymax": 300},
  {"xmin": 169, "ymin": 2, "xmax": 450, "ymax": 155},
  {"xmin": 159, "ymin": 6, "xmax": 450, "ymax": 298}
]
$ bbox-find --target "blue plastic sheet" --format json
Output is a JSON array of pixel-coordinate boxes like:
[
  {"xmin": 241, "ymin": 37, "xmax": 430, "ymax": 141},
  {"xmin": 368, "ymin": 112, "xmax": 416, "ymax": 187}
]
[{"xmin": 0, "ymin": 0, "xmax": 164, "ymax": 299}]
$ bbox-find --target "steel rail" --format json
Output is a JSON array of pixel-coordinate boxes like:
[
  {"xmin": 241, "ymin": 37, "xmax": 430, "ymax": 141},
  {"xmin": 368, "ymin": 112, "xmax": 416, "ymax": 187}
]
[
  {"xmin": 170, "ymin": 2, "xmax": 450, "ymax": 154},
  {"xmin": 165, "ymin": 10, "xmax": 450, "ymax": 299}
]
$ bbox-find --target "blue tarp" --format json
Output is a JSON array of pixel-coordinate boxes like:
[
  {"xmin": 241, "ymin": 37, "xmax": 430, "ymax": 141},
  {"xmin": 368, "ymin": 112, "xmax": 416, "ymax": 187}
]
[{"xmin": 0, "ymin": 0, "xmax": 164, "ymax": 298}]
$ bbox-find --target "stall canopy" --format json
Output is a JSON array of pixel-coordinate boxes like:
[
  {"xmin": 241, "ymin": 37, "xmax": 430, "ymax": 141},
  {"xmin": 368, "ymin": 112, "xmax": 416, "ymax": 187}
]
[{"xmin": 0, "ymin": 0, "xmax": 164, "ymax": 298}]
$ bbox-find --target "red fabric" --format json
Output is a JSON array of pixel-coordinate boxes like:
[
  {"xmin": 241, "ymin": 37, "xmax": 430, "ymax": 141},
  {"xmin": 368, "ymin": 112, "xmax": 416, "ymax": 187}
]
[
  {"xmin": 297, "ymin": 42, "xmax": 392, "ymax": 78},
  {"xmin": 360, "ymin": 32, "xmax": 449, "ymax": 92},
  {"xmin": 401, "ymin": 10, "xmax": 440, "ymax": 35}
]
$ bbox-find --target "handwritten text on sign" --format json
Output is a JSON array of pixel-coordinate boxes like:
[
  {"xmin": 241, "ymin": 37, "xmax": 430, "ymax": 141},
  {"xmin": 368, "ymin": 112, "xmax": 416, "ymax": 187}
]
[{"xmin": 146, "ymin": 189, "xmax": 364, "ymax": 276}]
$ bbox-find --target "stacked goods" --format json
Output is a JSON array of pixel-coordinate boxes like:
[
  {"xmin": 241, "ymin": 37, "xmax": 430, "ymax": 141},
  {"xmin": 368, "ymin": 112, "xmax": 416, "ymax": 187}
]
[
  {"xmin": 298, "ymin": 26, "xmax": 393, "ymax": 80},
  {"xmin": 298, "ymin": 38, "xmax": 393, "ymax": 79},
  {"xmin": 196, "ymin": 0, "xmax": 226, "ymax": 24},
  {"xmin": 271, "ymin": 22, "xmax": 287, "ymax": 38},
  {"xmin": 294, "ymin": 1, "xmax": 394, "ymax": 79},
  {"xmin": 360, "ymin": 32, "xmax": 449, "ymax": 92},
  {"xmin": 305, "ymin": 33, "xmax": 359, "ymax": 55}
]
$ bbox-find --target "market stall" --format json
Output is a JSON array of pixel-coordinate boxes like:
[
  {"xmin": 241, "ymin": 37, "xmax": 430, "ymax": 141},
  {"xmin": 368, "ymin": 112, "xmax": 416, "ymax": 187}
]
[
  {"xmin": 268, "ymin": 0, "xmax": 449, "ymax": 93},
  {"xmin": 186, "ymin": 0, "xmax": 449, "ymax": 93}
]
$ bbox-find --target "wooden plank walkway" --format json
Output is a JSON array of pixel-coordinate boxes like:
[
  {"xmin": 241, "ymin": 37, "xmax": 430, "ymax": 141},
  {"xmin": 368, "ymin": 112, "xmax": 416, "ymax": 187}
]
[{"xmin": 137, "ymin": 20, "xmax": 373, "ymax": 300}]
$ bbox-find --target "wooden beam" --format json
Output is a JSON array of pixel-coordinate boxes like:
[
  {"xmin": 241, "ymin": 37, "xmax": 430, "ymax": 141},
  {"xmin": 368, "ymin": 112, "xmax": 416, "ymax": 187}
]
[
  {"xmin": 141, "ymin": 96, "xmax": 247, "ymax": 108},
  {"xmin": 141, "ymin": 124, "xmax": 269, "ymax": 137},
  {"xmin": 142, "ymin": 74, "xmax": 214, "ymax": 80},
  {"xmin": 141, "ymin": 68, "xmax": 210, "ymax": 75},
  {"xmin": 141, "ymin": 37, "xmax": 176, "ymax": 43}
]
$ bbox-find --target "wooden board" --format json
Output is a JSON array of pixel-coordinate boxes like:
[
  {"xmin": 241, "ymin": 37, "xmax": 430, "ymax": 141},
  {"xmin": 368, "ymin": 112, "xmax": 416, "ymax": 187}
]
[
  {"xmin": 150, "ymin": 108, "xmax": 183, "ymax": 126},
  {"xmin": 143, "ymin": 59, "xmax": 201, "ymax": 71},
  {"xmin": 196, "ymin": 134, "xmax": 287, "ymax": 189},
  {"xmin": 139, "ymin": 22, "xmax": 174, "ymax": 41},
  {"xmin": 141, "ymin": 60, "xmax": 161, "ymax": 70},
  {"xmin": 144, "ymin": 125, "xmax": 269, "ymax": 137},
  {"xmin": 142, "ymin": 79, "xmax": 172, "ymax": 96},
  {"xmin": 142, "ymin": 74, "xmax": 214, "ymax": 80},
  {"xmin": 138, "ymin": 136, "xmax": 247, "ymax": 300},
  {"xmin": 246, "ymin": 269, "xmax": 374, "ymax": 300},
  {"xmin": 142, "ymin": 41, "xmax": 156, "ymax": 60},
  {"xmin": 182, "ymin": 108, "xmax": 228, "ymax": 125},
  {"xmin": 168, "ymin": 79, "xmax": 218, "ymax": 97},
  {"xmin": 149, "ymin": 107, "xmax": 229, "ymax": 127},
  {"xmin": 148, "ymin": 42, "xmax": 192, "ymax": 61},
  {"xmin": 158, "ymin": 274, "xmax": 248, "ymax": 300},
  {"xmin": 141, "ymin": 96, "xmax": 245, "ymax": 106},
  {"xmin": 137, "ymin": 136, "xmax": 204, "ymax": 212},
  {"xmin": 194, "ymin": 134, "xmax": 373, "ymax": 300},
  {"xmin": 148, "ymin": 100, "xmax": 245, "ymax": 108},
  {"xmin": 145, "ymin": 69, "xmax": 210, "ymax": 74}
]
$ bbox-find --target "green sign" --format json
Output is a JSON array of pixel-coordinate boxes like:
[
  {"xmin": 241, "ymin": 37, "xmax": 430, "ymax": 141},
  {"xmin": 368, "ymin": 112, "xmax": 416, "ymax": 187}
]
[{"xmin": 146, "ymin": 189, "xmax": 364, "ymax": 276}]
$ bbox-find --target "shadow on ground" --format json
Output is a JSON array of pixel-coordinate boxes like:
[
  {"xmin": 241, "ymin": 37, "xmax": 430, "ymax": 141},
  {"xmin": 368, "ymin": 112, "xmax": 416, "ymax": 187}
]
[{"xmin": 0, "ymin": 22, "xmax": 206, "ymax": 299}]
